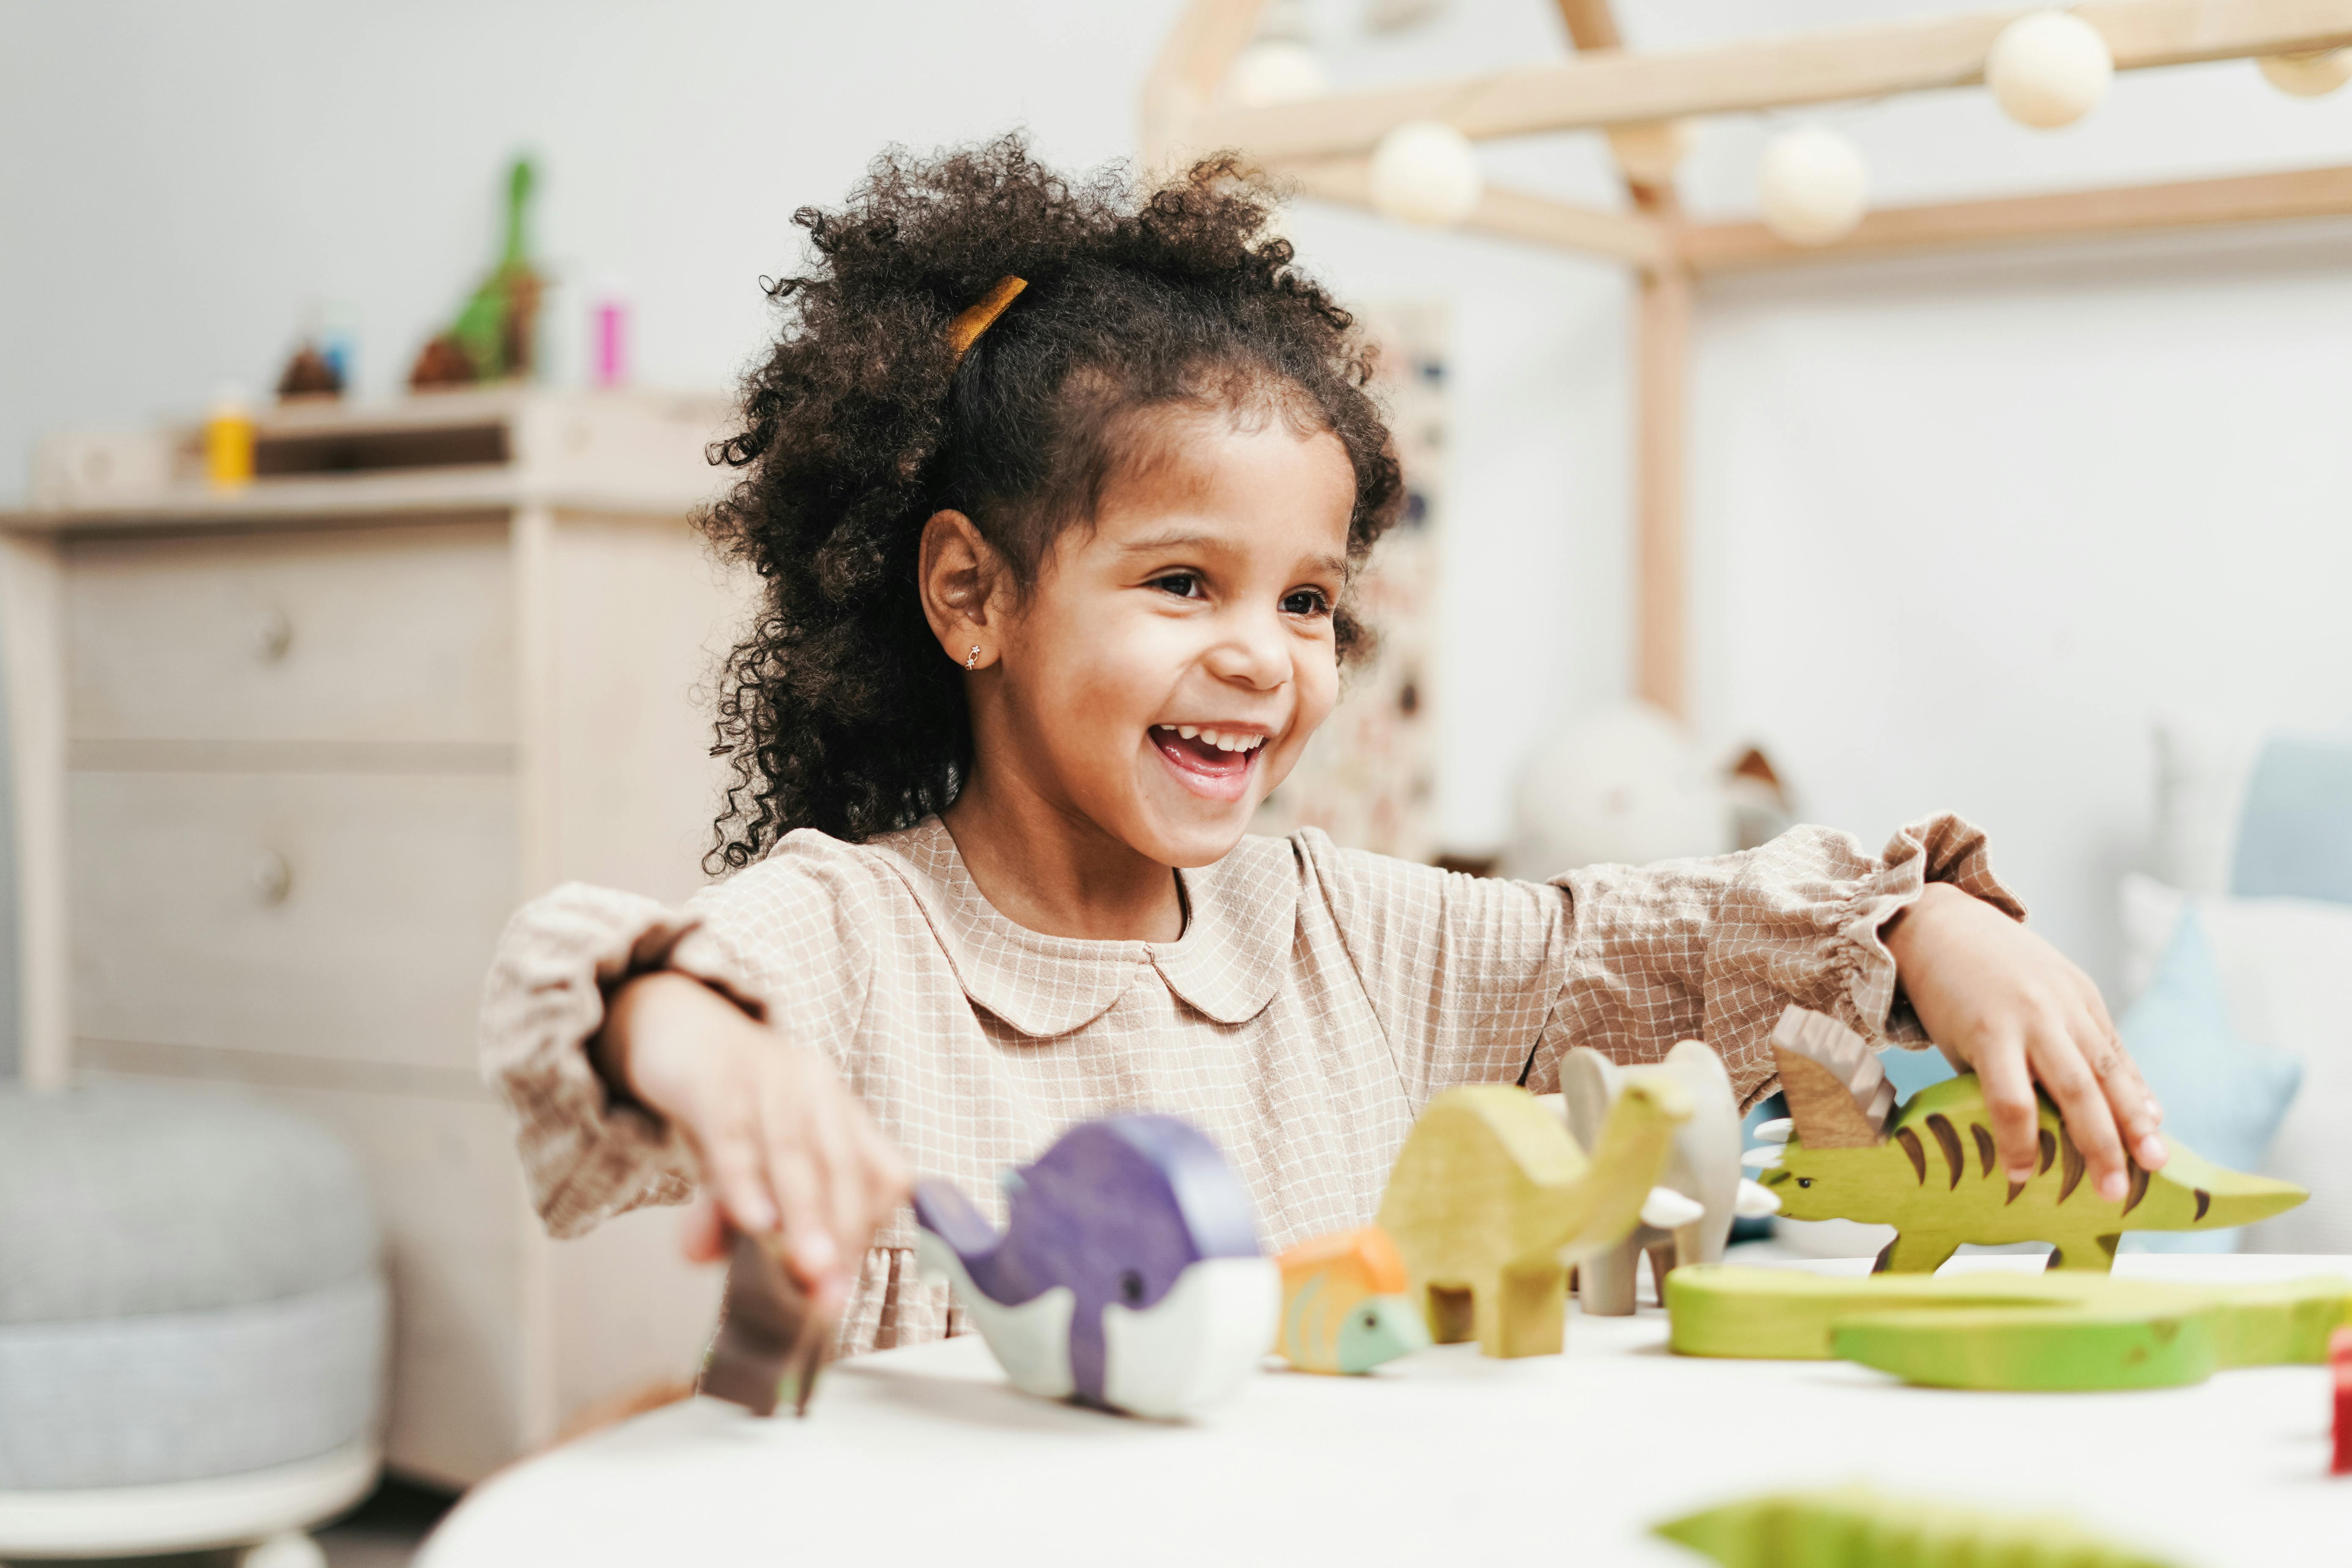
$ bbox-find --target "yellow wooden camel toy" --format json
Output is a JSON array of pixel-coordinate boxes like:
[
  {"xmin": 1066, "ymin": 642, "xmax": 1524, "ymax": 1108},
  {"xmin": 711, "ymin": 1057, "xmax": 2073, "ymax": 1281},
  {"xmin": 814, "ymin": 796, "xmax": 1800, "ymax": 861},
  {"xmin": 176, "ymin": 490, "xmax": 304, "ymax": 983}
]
[{"xmin": 1377, "ymin": 1080, "xmax": 1690, "ymax": 1358}]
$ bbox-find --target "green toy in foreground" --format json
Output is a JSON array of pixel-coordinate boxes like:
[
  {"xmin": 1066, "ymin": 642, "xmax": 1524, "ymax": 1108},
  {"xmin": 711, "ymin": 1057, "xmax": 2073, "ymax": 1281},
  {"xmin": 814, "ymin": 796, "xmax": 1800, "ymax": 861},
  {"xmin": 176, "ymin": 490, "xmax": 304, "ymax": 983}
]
[
  {"xmin": 1754, "ymin": 1007, "xmax": 2307, "ymax": 1273},
  {"xmin": 1656, "ymin": 1484, "xmax": 2179, "ymax": 1568},
  {"xmin": 1666, "ymin": 1265, "xmax": 2352, "ymax": 1390}
]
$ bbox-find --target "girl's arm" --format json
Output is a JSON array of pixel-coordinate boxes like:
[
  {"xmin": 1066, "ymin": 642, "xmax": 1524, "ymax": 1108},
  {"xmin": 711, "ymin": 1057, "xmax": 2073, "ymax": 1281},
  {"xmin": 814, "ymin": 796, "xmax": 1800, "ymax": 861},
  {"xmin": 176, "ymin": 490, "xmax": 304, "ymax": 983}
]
[
  {"xmin": 592, "ymin": 972, "xmax": 907, "ymax": 1308},
  {"xmin": 1311, "ymin": 814, "xmax": 2152, "ymax": 1195},
  {"xmin": 478, "ymin": 847, "xmax": 910, "ymax": 1307}
]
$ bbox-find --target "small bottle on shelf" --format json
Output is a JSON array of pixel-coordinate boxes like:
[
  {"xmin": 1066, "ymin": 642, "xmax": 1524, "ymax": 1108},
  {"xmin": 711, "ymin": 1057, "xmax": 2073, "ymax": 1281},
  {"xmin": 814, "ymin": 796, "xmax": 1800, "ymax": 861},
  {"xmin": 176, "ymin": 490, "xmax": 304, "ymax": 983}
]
[{"xmin": 205, "ymin": 384, "xmax": 256, "ymax": 489}]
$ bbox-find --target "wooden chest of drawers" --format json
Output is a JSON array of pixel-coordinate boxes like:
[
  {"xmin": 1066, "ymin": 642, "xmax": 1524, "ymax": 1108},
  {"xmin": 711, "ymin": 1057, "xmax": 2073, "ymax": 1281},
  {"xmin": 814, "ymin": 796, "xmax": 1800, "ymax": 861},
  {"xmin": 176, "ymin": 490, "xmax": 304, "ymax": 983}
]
[{"xmin": 1, "ymin": 389, "xmax": 754, "ymax": 1487}]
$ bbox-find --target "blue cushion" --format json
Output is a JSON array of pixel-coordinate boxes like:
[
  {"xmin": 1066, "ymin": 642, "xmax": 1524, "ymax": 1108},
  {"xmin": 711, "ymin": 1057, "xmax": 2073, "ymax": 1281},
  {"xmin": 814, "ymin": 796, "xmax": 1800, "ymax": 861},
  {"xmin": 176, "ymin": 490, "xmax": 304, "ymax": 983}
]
[
  {"xmin": 2232, "ymin": 730, "xmax": 2352, "ymax": 906},
  {"xmin": 1876, "ymin": 1044, "xmax": 1956, "ymax": 1101},
  {"xmin": 2116, "ymin": 907, "xmax": 2303, "ymax": 1253}
]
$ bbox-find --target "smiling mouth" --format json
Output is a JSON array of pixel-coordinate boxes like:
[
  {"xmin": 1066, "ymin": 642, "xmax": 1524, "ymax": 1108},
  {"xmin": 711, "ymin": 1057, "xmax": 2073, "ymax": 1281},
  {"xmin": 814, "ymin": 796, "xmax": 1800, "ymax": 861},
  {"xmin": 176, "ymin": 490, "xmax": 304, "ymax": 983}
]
[{"xmin": 1149, "ymin": 724, "xmax": 1267, "ymax": 796}]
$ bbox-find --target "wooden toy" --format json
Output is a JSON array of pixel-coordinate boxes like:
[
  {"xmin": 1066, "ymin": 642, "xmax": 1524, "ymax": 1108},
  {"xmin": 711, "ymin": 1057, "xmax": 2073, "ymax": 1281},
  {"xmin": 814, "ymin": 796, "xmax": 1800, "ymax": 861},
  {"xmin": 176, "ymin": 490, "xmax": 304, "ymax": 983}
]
[
  {"xmin": 699, "ymin": 1230, "xmax": 834, "ymax": 1417},
  {"xmin": 1752, "ymin": 1005, "xmax": 2307, "ymax": 1272},
  {"xmin": 409, "ymin": 157, "xmax": 545, "ymax": 388},
  {"xmin": 1655, "ymin": 1484, "xmax": 2179, "ymax": 1567},
  {"xmin": 1560, "ymin": 1040, "xmax": 1780, "ymax": 1315},
  {"xmin": 1274, "ymin": 1225, "xmax": 1429, "ymax": 1375},
  {"xmin": 1376, "ymin": 1080, "xmax": 1687, "ymax": 1359},
  {"xmin": 913, "ymin": 1115, "xmax": 1279, "ymax": 1419},
  {"xmin": 1665, "ymin": 1264, "xmax": 2352, "ymax": 1392}
]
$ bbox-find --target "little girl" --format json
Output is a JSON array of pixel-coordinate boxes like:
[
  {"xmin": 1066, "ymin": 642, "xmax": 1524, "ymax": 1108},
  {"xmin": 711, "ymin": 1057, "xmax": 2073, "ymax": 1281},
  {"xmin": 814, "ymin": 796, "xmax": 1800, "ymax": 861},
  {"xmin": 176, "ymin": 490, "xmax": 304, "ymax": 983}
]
[{"xmin": 481, "ymin": 136, "xmax": 2164, "ymax": 1356}]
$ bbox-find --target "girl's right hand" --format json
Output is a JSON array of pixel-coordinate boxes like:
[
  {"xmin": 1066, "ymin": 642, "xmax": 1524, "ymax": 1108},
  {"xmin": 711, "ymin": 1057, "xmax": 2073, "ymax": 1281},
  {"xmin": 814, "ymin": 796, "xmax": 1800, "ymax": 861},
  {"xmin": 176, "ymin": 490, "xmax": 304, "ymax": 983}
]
[{"xmin": 596, "ymin": 972, "xmax": 911, "ymax": 1310}]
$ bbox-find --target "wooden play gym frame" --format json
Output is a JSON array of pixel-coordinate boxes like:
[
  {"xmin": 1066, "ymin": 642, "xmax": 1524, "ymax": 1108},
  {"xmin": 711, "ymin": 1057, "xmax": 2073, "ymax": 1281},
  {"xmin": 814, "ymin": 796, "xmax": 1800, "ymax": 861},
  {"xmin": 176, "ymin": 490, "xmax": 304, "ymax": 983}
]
[{"xmin": 1140, "ymin": 0, "xmax": 2352, "ymax": 717}]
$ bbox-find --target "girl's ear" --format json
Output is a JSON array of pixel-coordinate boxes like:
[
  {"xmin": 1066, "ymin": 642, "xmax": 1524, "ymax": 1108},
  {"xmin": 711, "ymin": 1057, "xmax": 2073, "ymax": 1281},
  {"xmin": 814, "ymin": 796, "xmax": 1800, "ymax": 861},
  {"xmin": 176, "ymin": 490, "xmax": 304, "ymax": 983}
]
[{"xmin": 918, "ymin": 510, "xmax": 1008, "ymax": 669}]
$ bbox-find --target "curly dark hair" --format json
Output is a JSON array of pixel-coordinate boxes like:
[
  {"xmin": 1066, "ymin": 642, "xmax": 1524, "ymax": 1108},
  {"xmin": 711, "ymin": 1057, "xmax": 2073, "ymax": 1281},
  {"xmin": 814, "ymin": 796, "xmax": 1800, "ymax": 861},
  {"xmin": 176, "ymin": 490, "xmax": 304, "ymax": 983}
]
[{"xmin": 698, "ymin": 133, "xmax": 1404, "ymax": 870}]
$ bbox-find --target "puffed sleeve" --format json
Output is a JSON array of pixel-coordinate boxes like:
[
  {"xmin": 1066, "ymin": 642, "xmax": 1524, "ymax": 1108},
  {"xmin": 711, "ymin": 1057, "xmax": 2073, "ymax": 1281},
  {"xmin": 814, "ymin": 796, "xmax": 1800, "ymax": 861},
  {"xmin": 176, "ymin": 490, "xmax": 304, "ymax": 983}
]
[
  {"xmin": 475, "ymin": 832, "xmax": 889, "ymax": 1239},
  {"xmin": 1310, "ymin": 814, "xmax": 2023, "ymax": 1112}
]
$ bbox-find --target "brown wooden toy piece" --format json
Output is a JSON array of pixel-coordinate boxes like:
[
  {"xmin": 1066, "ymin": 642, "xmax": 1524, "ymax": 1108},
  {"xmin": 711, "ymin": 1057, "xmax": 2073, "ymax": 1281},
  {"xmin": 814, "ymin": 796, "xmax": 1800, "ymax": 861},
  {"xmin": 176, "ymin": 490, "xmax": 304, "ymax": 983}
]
[{"xmin": 699, "ymin": 1231, "xmax": 833, "ymax": 1417}]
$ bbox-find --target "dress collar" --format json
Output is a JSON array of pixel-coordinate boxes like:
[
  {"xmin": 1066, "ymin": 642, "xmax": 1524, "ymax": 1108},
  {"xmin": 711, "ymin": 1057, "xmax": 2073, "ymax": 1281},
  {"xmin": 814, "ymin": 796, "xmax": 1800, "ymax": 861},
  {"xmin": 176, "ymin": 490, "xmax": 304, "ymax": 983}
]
[{"xmin": 869, "ymin": 818, "xmax": 1296, "ymax": 1038}]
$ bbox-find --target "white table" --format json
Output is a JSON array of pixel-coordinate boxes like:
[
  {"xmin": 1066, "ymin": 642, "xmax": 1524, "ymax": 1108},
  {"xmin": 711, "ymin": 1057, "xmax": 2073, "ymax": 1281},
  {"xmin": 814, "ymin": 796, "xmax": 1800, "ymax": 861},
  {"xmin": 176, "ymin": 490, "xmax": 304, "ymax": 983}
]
[{"xmin": 420, "ymin": 1255, "xmax": 2352, "ymax": 1567}]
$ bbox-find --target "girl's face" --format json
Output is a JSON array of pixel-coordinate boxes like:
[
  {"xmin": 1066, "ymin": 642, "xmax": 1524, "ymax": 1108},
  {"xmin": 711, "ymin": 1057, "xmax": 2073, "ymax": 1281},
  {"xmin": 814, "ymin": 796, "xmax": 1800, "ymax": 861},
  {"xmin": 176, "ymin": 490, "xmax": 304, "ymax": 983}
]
[{"xmin": 970, "ymin": 412, "xmax": 1357, "ymax": 868}]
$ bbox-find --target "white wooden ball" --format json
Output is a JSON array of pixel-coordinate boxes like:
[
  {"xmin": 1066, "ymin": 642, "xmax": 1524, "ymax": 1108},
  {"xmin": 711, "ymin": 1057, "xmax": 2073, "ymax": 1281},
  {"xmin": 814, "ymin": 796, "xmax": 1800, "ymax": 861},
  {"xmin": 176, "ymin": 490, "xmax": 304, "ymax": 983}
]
[
  {"xmin": 240, "ymin": 1534, "xmax": 329, "ymax": 1568},
  {"xmin": 1756, "ymin": 126, "xmax": 1868, "ymax": 247},
  {"xmin": 1369, "ymin": 121, "xmax": 1483, "ymax": 228},
  {"xmin": 1986, "ymin": 10, "xmax": 2114, "ymax": 129},
  {"xmin": 1228, "ymin": 41, "xmax": 1327, "ymax": 107},
  {"xmin": 2259, "ymin": 48, "xmax": 2352, "ymax": 98},
  {"xmin": 1606, "ymin": 118, "xmax": 1699, "ymax": 187}
]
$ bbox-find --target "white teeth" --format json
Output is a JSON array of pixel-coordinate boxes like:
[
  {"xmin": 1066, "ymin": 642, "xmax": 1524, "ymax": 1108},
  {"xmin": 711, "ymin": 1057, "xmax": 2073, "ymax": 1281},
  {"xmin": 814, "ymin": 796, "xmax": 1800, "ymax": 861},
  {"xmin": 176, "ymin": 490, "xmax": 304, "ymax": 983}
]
[{"xmin": 1158, "ymin": 725, "xmax": 1266, "ymax": 754}]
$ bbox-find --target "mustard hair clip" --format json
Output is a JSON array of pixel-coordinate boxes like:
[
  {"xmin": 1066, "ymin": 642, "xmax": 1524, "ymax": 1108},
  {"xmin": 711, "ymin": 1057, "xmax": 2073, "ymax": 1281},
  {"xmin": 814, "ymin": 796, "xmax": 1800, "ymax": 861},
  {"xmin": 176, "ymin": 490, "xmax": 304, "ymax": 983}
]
[{"xmin": 946, "ymin": 275, "xmax": 1027, "ymax": 365}]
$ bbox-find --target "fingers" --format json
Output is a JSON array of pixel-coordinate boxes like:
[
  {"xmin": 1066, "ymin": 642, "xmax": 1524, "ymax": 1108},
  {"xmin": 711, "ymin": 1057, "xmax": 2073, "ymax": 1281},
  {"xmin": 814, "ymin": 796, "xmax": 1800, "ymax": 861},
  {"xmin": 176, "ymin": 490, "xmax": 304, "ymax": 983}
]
[
  {"xmin": 699, "ymin": 1095, "xmax": 780, "ymax": 1238},
  {"xmin": 1971, "ymin": 1029, "xmax": 2042, "ymax": 1186},
  {"xmin": 679, "ymin": 1192, "xmax": 729, "ymax": 1264},
  {"xmin": 647, "ymin": 1002, "xmax": 913, "ymax": 1313},
  {"xmin": 751, "ymin": 1047, "xmax": 917, "ymax": 1313},
  {"xmin": 2072, "ymin": 991, "xmax": 2168, "ymax": 1172},
  {"xmin": 2024, "ymin": 1011, "xmax": 2130, "ymax": 1202}
]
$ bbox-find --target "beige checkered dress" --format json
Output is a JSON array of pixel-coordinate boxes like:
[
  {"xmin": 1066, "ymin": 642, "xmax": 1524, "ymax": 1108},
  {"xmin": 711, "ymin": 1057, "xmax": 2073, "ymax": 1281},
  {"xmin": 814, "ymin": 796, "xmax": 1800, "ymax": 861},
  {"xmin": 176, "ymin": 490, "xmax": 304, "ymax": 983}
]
[{"xmin": 479, "ymin": 814, "xmax": 2017, "ymax": 1357}]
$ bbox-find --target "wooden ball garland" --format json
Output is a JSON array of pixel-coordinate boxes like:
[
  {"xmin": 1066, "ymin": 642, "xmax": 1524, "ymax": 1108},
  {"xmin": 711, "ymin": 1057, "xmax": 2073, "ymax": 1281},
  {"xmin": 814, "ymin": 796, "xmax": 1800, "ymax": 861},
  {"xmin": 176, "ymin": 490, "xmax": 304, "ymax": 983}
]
[
  {"xmin": 2259, "ymin": 48, "xmax": 2352, "ymax": 98},
  {"xmin": 1757, "ymin": 126, "xmax": 1869, "ymax": 247},
  {"xmin": 1986, "ymin": 10, "xmax": 2114, "ymax": 129},
  {"xmin": 1607, "ymin": 118, "xmax": 1698, "ymax": 188},
  {"xmin": 1370, "ymin": 121, "xmax": 1484, "ymax": 228},
  {"xmin": 1228, "ymin": 40, "xmax": 1327, "ymax": 107}
]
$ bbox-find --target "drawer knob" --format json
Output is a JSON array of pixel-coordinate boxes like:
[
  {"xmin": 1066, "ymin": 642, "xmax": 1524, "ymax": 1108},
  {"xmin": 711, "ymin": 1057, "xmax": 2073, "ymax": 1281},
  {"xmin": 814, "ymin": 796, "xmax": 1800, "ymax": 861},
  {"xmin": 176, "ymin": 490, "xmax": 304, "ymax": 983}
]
[
  {"xmin": 248, "ymin": 850, "xmax": 293, "ymax": 905},
  {"xmin": 250, "ymin": 608, "xmax": 293, "ymax": 663}
]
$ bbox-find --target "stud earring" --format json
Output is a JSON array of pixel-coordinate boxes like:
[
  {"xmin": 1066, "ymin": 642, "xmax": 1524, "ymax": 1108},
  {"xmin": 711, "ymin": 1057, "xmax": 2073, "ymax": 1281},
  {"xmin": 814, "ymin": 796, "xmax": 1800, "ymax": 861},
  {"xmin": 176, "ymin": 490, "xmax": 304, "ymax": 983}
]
[{"xmin": 966, "ymin": 644, "xmax": 981, "ymax": 670}]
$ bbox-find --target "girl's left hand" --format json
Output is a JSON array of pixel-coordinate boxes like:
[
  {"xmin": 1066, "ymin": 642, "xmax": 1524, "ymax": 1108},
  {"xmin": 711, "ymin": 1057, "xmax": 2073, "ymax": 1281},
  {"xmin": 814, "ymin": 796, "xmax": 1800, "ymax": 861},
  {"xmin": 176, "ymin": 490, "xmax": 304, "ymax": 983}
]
[{"xmin": 1882, "ymin": 883, "xmax": 2167, "ymax": 1202}]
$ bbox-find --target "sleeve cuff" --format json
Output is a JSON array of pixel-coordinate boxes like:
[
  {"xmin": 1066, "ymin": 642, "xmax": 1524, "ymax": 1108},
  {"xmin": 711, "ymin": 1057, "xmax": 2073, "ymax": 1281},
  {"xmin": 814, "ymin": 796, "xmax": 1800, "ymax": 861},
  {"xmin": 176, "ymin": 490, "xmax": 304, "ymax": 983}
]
[
  {"xmin": 1834, "ymin": 813, "xmax": 2027, "ymax": 1047},
  {"xmin": 478, "ymin": 883, "xmax": 763, "ymax": 1239}
]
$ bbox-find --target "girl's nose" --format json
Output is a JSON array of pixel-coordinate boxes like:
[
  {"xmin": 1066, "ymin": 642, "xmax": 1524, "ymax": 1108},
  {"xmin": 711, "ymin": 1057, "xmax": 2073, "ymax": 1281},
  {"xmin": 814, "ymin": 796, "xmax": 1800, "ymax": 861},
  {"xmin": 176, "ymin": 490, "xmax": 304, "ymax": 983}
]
[{"xmin": 1203, "ymin": 610, "xmax": 1288, "ymax": 691}]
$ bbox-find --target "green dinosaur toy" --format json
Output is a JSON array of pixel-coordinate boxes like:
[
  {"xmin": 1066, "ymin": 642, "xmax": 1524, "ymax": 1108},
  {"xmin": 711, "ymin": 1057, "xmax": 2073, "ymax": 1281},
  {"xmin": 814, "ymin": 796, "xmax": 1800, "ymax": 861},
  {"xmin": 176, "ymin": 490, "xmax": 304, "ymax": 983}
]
[
  {"xmin": 1754, "ymin": 1007, "xmax": 2306, "ymax": 1273},
  {"xmin": 410, "ymin": 157, "xmax": 544, "ymax": 387},
  {"xmin": 1666, "ymin": 1264, "xmax": 2352, "ymax": 1390},
  {"xmin": 1656, "ymin": 1484, "xmax": 2179, "ymax": 1568}
]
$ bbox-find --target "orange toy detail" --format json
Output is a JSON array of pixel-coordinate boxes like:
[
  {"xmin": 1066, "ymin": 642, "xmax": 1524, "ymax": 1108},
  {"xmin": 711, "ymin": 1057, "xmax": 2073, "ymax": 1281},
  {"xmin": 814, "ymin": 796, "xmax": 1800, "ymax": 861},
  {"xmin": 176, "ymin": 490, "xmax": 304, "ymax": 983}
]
[{"xmin": 1275, "ymin": 1226, "xmax": 1428, "ymax": 1376}]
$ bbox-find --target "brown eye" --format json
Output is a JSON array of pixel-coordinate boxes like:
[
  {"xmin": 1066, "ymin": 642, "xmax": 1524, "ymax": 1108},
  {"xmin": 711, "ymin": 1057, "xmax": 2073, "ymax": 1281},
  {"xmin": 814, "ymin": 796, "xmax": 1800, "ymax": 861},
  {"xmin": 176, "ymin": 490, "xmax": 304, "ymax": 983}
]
[
  {"xmin": 1282, "ymin": 588, "xmax": 1331, "ymax": 617},
  {"xmin": 1152, "ymin": 573, "xmax": 1201, "ymax": 599}
]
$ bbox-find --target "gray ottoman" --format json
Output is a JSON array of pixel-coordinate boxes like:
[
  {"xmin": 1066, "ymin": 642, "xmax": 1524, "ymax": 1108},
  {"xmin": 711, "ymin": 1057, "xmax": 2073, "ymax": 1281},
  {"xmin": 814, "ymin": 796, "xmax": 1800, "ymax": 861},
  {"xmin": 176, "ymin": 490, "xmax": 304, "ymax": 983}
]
[{"xmin": 0, "ymin": 1083, "xmax": 387, "ymax": 1560}]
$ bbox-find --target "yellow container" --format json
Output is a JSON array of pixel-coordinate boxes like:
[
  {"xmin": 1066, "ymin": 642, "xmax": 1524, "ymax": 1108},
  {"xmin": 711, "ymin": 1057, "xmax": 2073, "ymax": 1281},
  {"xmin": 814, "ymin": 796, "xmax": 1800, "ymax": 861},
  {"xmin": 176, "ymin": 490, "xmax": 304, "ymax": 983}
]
[{"xmin": 205, "ymin": 392, "xmax": 255, "ymax": 488}]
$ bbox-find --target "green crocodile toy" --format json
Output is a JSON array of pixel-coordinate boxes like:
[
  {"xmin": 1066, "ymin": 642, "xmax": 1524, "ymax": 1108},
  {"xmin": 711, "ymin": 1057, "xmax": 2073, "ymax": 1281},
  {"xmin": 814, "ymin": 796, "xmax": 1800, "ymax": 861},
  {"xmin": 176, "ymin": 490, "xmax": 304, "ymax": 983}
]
[
  {"xmin": 1753, "ymin": 1007, "xmax": 2306, "ymax": 1273},
  {"xmin": 1656, "ymin": 1484, "xmax": 2179, "ymax": 1568},
  {"xmin": 1665, "ymin": 1264, "xmax": 2352, "ymax": 1390}
]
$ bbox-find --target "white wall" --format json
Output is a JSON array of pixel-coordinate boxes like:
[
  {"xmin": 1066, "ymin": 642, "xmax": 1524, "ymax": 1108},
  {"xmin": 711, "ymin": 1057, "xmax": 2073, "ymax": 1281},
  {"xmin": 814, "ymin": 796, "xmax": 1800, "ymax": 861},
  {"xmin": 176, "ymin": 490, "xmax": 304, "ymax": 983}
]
[
  {"xmin": 3, "ymin": 0, "xmax": 2349, "ymax": 1012},
  {"xmin": 1691, "ymin": 229, "xmax": 2352, "ymax": 992}
]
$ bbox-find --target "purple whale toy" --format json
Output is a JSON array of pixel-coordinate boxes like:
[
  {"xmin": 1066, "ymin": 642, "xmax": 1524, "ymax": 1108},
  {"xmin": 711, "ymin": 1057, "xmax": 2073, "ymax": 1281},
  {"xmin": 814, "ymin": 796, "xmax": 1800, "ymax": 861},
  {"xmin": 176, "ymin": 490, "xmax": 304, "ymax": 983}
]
[{"xmin": 913, "ymin": 1116, "xmax": 1280, "ymax": 1418}]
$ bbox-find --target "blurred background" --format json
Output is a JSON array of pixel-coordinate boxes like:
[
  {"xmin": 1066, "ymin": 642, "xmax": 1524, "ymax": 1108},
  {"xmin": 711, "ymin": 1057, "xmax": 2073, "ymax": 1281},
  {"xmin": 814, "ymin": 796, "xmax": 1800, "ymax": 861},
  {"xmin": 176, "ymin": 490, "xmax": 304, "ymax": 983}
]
[{"xmin": 1, "ymin": 1, "xmax": 2348, "ymax": 1562}]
